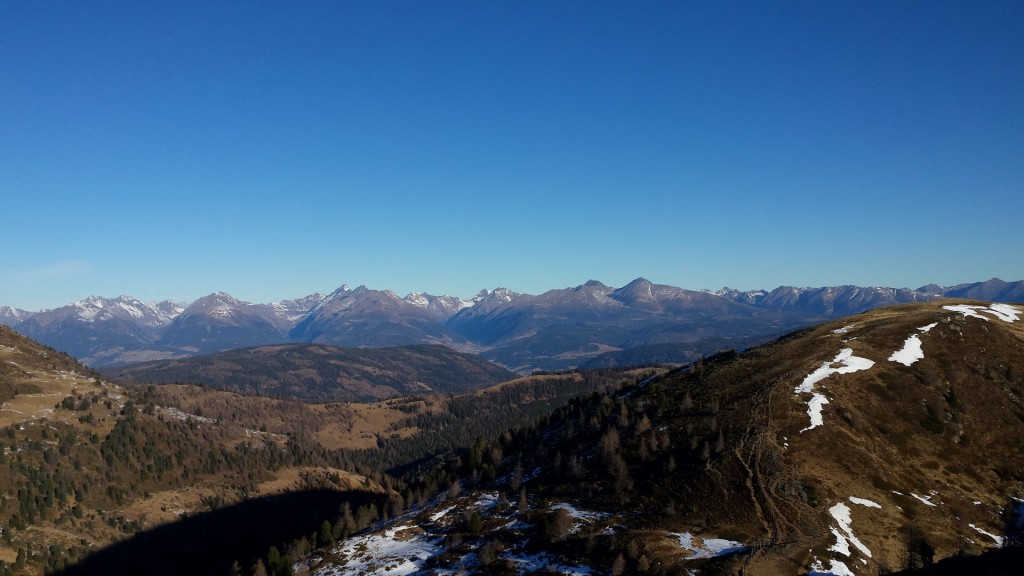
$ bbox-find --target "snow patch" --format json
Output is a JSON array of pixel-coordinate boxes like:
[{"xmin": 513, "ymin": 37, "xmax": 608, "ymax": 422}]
[
  {"xmin": 828, "ymin": 502, "xmax": 873, "ymax": 558},
  {"xmin": 988, "ymin": 303, "xmax": 1022, "ymax": 322},
  {"xmin": 671, "ymin": 532, "xmax": 749, "ymax": 559},
  {"xmin": 309, "ymin": 525, "xmax": 442, "ymax": 576},
  {"xmin": 809, "ymin": 557, "xmax": 855, "ymax": 576},
  {"xmin": 833, "ymin": 325, "xmax": 855, "ymax": 335},
  {"xmin": 473, "ymin": 492, "xmax": 500, "ymax": 511},
  {"xmin": 804, "ymin": 393, "xmax": 830, "ymax": 431},
  {"xmin": 550, "ymin": 503, "xmax": 611, "ymax": 534},
  {"xmin": 910, "ymin": 493, "xmax": 937, "ymax": 507},
  {"xmin": 428, "ymin": 505, "xmax": 456, "ymax": 523},
  {"xmin": 794, "ymin": 349, "xmax": 875, "ymax": 432},
  {"xmin": 849, "ymin": 497, "xmax": 881, "ymax": 509},
  {"xmin": 888, "ymin": 322, "xmax": 939, "ymax": 367},
  {"xmin": 969, "ymin": 523, "xmax": 1003, "ymax": 546},
  {"xmin": 890, "ymin": 336, "xmax": 923, "ymax": 365},
  {"xmin": 944, "ymin": 303, "xmax": 1021, "ymax": 323}
]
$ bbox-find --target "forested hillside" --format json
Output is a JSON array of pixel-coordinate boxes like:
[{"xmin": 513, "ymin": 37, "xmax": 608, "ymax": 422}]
[
  {"xmin": 102, "ymin": 344, "xmax": 517, "ymax": 402},
  {"xmin": 1, "ymin": 323, "xmax": 655, "ymax": 574}
]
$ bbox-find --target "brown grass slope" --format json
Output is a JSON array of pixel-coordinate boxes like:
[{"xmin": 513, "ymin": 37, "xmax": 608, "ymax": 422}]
[
  {"xmin": 641, "ymin": 300, "xmax": 1024, "ymax": 574},
  {"xmin": 467, "ymin": 300, "xmax": 1024, "ymax": 575}
]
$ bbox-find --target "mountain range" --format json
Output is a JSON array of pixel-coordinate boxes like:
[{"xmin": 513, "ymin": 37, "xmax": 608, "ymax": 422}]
[{"xmin": 3, "ymin": 277, "xmax": 1023, "ymax": 371}]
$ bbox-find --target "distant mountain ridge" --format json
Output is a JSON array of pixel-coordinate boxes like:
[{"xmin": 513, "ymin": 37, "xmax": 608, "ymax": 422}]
[{"xmin": 3, "ymin": 278, "xmax": 1022, "ymax": 370}]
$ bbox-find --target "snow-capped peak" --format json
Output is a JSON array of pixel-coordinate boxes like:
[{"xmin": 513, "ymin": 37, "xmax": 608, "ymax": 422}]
[
  {"xmin": 474, "ymin": 288, "xmax": 518, "ymax": 304},
  {"xmin": 63, "ymin": 295, "xmax": 178, "ymax": 326},
  {"xmin": 406, "ymin": 292, "xmax": 430, "ymax": 308}
]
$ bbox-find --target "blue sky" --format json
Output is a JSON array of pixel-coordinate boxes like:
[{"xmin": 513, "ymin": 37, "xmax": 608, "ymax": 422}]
[{"xmin": 2, "ymin": 1, "xmax": 1022, "ymax": 310}]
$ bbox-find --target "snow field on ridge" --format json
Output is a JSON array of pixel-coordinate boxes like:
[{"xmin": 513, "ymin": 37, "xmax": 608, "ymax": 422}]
[
  {"xmin": 942, "ymin": 303, "xmax": 1021, "ymax": 323},
  {"xmin": 888, "ymin": 322, "xmax": 938, "ymax": 367}
]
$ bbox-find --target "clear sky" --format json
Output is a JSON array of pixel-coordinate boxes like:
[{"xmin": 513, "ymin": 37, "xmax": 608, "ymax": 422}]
[{"xmin": 2, "ymin": 1, "xmax": 1022, "ymax": 311}]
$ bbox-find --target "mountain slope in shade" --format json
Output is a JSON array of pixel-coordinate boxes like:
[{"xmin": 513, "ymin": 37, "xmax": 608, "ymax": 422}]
[
  {"xmin": 935, "ymin": 277, "xmax": 1024, "ymax": 302},
  {"xmin": 102, "ymin": 343, "xmax": 517, "ymax": 402},
  {"xmin": 404, "ymin": 292, "xmax": 473, "ymax": 320},
  {"xmin": 295, "ymin": 301, "xmax": 1024, "ymax": 575},
  {"xmin": 289, "ymin": 285, "xmax": 467, "ymax": 348},
  {"xmin": 13, "ymin": 296, "xmax": 176, "ymax": 366},
  {"xmin": 156, "ymin": 292, "xmax": 292, "ymax": 354},
  {"xmin": 270, "ymin": 293, "xmax": 328, "ymax": 324},
  {"xmin": 449, "ymin": 278, "xmax": 796, "ymax": 371}
]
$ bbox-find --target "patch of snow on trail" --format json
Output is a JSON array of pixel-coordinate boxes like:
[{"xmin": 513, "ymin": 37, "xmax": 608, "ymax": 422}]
[
  {"xmin": 794, "ymin": 348, "xmax": 875, "ymax": 432},
  {"xmin": 671, "ymin": 532, "xmax": 749, "ymax": 559},
  {"xmin": 833, "ymin": 325, "xmax": 855, "ymax": 335}
]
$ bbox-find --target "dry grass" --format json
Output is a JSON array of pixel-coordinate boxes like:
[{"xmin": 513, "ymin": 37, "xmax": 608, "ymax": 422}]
[
  {"xmin": 119, "ymin": 466, "xmax": 385, "ymax": 530},
  {"xmin": 754, "ymin": 301, "xmax": 1024, "ymax": 570},
  {"xmin": 0, "ymin": 335, "xmax": 124, "ymax": 435}
]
